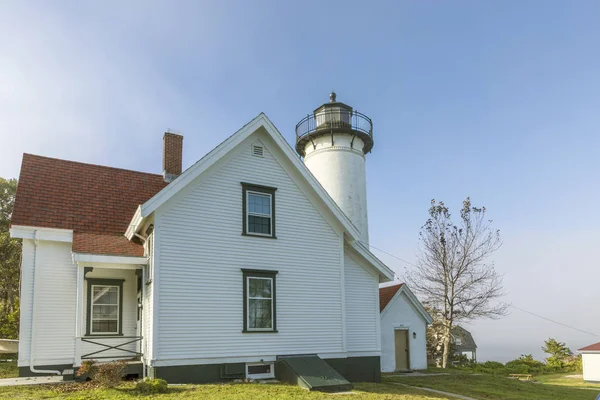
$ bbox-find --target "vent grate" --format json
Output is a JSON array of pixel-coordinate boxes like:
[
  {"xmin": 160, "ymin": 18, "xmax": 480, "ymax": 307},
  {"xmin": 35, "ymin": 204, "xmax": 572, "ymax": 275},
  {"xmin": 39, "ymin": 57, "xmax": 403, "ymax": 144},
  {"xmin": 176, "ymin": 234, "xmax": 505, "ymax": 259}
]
[{"xmin": 252, "ymin": 145, "xmax": 264, "ymax": 157}]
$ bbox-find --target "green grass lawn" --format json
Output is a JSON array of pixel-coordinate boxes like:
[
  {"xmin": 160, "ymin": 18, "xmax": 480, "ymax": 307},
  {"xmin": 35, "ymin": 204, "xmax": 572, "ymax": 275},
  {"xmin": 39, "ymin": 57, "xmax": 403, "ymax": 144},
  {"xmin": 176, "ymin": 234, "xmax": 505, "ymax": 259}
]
[
  {"xmin": 0, "ymin": 381, "xmax": 453, "ymax": 400},
  {"xmin": 0, "ymin": 361, "xmax": 18, "ymax": 378},
  {"xmin": 2, "ymin": 368, "xmax": 599, "ymax": 400},
  {"xmin": 535, "ymin": 373, "xmax": 600, "ymax": 389},
  {"xmin": 384, "ymin": 373, "xmax": 600, "ymax": 400}
]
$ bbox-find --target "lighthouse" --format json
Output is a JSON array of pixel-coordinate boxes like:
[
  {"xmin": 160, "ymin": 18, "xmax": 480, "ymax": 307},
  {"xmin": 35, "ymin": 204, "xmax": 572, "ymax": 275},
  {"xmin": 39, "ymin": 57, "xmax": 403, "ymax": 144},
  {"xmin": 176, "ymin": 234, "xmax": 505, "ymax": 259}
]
[{"xmin": 296, "ymin": 92, "xmax": 374, "ymax": 243}]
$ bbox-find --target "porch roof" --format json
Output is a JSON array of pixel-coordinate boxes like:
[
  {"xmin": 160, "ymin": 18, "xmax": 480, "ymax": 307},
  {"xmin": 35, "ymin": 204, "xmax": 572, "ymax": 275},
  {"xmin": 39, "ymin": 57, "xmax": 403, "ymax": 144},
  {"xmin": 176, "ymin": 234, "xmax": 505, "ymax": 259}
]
[{"xmin": 72, "ymin": 232, "xmax": 144, "ymax": 257}]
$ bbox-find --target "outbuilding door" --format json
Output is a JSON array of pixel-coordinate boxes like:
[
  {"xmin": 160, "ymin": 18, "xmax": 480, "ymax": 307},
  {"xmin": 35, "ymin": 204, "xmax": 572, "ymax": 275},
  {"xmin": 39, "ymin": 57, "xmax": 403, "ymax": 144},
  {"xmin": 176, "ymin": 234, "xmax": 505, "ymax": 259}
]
[{"xmin": 394, "ymin": 329, "xmax": 410, "ymax": 371}]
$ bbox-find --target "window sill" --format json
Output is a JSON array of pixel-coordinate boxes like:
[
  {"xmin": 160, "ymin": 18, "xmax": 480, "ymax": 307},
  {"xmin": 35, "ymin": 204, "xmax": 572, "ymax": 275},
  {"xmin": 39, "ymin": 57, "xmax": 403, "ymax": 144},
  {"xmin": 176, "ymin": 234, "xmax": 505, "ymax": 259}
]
[
  {"xmin": 241, "ymin": 233, "xmax": 277, "ymax": 239},
  {"xmin": 83, "ymin": 333, "xmax": 124, "ymax": 338},
  {"xmin": 242, "ymin": 330, "xmax": 278, "ymax": 334}
]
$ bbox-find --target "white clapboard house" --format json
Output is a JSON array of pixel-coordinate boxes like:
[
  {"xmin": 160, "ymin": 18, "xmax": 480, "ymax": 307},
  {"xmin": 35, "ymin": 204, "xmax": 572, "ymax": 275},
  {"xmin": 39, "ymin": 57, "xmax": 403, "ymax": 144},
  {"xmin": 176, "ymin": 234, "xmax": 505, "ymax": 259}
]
[{"xmin": 10, "ymin": 94, "xmax": 400, "ymax": 386}]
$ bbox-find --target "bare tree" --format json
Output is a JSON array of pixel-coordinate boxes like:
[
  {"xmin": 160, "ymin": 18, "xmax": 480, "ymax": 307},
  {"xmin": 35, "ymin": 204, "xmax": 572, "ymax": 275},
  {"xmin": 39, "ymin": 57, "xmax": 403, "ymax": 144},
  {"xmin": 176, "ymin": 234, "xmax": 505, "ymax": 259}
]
[{"xmin": 407, "ymin": 198, "xmax": 507, "ymax": 368}]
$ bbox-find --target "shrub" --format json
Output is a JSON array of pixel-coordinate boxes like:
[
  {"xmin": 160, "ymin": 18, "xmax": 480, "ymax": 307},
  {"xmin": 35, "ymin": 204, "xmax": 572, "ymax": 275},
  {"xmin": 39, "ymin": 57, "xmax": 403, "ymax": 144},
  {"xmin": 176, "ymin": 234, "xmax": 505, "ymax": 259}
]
[
  {"xmin": 481, "ymin": 361, "xmax": 504, "ymax": 369},
  {"xmin": 563, "ymin": 354, "xmax": 583, "ymax": 372},
  {"xmin": 505, "ymin": 354, "xmax": 545, "ymax": 374},
  {"xmin": 136, "ymin": 378, "xmax": 169, "ymax": 394},
  {"xmin": 468, "ymin": 361, "xmax": 506, "ymax": 375},
  {"xmin": 451, "ymin": 354, "xmax": 473, "ymax": 367},
  {"xmin": 76, "ymin": 360, "xmax": 126, "ymax": 388}
]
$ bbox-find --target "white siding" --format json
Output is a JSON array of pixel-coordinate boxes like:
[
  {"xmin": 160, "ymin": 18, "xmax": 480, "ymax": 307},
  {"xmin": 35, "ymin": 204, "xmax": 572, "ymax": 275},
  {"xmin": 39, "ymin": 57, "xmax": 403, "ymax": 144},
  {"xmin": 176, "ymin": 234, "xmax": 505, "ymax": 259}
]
[
  {"xmin": 18, "ymin": 240, "xmax": 77, "ymax": 366},
  {"xmin": 154, "ymin": 133, "xmax": 344, "ymax": 362},
  {"xmin": 18, "ymin": 239, "xmax": 141, "ymax": 367},
  {"xmin": 582, "ymin": 353, "xmax": 600, "ymax": 382},
  {"xmin": 380, "ymin": 291, "xmax": 428, "ymax": 371},
  {"xmin": 18, "ymin": 239, "xmax": 34, "ymax": 364},
  {"xmin": 344, "ymin": 247, "xmax": 379, "ymax": 352}
]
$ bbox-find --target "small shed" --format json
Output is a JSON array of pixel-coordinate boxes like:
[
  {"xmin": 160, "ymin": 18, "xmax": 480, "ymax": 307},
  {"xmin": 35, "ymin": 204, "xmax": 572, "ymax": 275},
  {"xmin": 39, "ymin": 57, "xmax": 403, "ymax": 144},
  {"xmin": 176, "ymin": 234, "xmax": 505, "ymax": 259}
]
[
  {"xmin": 379, "ymin": 283, "xmax": 432, "ymax": 372},
  {"xmin": 579, "ymin": 342, "xmax": 600, "ymax": 383}
]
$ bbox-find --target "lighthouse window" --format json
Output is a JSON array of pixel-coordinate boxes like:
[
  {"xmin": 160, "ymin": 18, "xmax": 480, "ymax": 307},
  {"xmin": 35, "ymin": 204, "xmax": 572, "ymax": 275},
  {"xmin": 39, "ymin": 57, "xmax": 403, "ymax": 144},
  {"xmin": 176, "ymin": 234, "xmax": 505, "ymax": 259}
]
[{"xmin": 241, "ymin": 183, "xmax": 277, "ymax": 238}]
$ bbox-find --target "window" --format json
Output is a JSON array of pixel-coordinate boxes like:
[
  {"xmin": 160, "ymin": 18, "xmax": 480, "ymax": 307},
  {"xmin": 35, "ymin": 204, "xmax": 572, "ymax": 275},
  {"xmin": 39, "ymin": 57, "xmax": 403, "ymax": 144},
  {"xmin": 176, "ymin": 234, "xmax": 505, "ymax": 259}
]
[
  {"xmin": 242, "ymin": 269, "xmax": 277, "ymax": 332},
  {"xmin": 86, "ymin": 279, "xmax": 124, "ymax": 336},
  {"xmin": 246, "ymin": 363, "xmax": 275, "ymax": 379},
  {"xmin": 146, "ymin": 232, "xmax": 154, "ymax": 284},
  {"xmin": 241, "ymin": 183, "xmax": 277, "ymax": 238},
  {"xmin": 455, "ymin": 337, "xmax": 462, "ymax": 346}
]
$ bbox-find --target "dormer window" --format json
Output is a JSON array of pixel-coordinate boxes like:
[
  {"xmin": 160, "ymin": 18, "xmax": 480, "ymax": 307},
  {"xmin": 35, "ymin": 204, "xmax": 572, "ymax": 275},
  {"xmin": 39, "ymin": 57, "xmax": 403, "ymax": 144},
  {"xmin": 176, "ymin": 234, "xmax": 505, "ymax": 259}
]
[{"xmin": 241, "ymin": 183, "xmax": 276, "ymax": 238}]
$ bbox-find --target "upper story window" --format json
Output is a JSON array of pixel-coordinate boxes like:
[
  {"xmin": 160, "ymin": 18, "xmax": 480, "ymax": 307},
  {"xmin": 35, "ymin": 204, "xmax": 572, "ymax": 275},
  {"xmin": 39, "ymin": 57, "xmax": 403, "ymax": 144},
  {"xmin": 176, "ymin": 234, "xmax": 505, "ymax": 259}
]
[
  {"xmin": 86, "ymin": 278, "xmax": 124, "ymax": 336},
  {"xmin": 241, "ymin": 183, "xmax": 277, "ymax": 238}
]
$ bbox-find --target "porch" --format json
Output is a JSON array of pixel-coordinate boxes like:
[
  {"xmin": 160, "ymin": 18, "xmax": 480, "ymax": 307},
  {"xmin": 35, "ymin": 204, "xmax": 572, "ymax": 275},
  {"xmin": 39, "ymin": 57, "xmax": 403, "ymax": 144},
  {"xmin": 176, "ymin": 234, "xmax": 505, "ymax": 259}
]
[{"xmin": 73, "ymin": 257, "xmax": 148, "ymax": 370}]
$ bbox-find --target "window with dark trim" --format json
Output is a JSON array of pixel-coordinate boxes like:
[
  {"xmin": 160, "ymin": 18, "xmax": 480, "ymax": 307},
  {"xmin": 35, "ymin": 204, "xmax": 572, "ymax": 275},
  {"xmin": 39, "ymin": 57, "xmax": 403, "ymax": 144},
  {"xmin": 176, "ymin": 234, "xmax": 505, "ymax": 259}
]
[
  {"xmin": 242, "ymin": 269, "xmax": 277, "ymax": 332},
  {"xmin": 86, "ymin": 278, "xmax": 124, "ymax": 336},
  {"xmin": 241, "ymin": 183, "xmax": 276, "ymax": 238}
]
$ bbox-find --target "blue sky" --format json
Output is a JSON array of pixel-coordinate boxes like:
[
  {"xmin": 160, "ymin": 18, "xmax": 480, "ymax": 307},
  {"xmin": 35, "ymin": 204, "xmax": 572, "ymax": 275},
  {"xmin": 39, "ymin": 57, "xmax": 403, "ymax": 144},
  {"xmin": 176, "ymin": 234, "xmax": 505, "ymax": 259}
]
[{"xmin": 1, "ymin": 1, "xmax": 599, "ymax": 361}]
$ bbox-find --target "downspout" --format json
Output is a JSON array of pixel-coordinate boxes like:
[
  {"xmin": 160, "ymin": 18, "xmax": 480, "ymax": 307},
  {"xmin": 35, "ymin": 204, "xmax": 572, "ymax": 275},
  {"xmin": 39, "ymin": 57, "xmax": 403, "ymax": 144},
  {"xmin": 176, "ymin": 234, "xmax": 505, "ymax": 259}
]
[
  {"xmin": 135, "ymin": 231, "xmax": 147, "ymax": 379},
  {"xmin": 30, "ymin": 230, "xmax": 61, "ymax": 375}
]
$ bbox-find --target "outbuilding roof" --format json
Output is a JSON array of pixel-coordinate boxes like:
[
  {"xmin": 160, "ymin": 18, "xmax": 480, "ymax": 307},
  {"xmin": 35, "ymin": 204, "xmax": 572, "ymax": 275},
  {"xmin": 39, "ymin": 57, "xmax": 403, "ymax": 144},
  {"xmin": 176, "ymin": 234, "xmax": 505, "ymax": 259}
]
[
  {"xmin": 579, "ymin": 342, "xmax": 600, "ymax": 352},
  {"xmin": 378, "ymin": 283, "xmax": 433, "ymax": 324},
  {"xmin": 379, "ymin": 283, "xmax": 404, "ymax": 312},
  {"xmin": 11, "ymin": 153, "xmax": 166, "ymax": 256},
  {"xmin": 453, "ymin": 326, "xmax": 477, "ymax": 351}
]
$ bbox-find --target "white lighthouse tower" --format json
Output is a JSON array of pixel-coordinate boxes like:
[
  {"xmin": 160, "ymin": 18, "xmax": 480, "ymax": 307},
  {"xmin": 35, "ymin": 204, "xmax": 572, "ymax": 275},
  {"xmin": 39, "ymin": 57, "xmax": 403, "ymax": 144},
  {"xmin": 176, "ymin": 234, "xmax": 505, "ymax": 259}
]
[{"xmin": 296, "ymin": 92, "xmax": 374, "ymax": 243}]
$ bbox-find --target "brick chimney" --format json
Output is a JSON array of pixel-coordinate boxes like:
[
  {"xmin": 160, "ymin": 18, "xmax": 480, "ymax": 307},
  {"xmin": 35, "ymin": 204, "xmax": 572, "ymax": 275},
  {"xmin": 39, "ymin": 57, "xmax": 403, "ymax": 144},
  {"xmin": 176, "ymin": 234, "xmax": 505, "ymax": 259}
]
[{"xmin": 163, "ymin": 132, "xmax": 183, "ymax": 183}]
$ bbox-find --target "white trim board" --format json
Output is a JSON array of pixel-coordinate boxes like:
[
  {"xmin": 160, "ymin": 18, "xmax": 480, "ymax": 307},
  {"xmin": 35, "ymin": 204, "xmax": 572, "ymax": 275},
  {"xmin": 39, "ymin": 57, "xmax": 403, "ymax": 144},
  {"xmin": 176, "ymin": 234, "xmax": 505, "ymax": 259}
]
[
  {"xmin": 10, "ymin": 225, "xmax": 73, "ymax": 242},
  {"xmin": 150, "ymin": 351, "xmax": 382, "ymax": 367},
  {"xmin": 72, "ymin": 253, "xmax": 147, "ymax": 266}
]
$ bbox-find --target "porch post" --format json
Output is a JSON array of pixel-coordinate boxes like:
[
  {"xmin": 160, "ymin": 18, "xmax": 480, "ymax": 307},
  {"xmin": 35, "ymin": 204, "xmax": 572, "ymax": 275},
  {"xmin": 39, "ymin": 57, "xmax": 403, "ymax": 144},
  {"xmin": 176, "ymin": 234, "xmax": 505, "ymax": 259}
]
[
  {"xmin": 74, "ymin": 265, "xmax": 85, "ymax": 367},
  {"xmin": 141, "ymin": 264, "xmax": 146, "ymax": 379}
]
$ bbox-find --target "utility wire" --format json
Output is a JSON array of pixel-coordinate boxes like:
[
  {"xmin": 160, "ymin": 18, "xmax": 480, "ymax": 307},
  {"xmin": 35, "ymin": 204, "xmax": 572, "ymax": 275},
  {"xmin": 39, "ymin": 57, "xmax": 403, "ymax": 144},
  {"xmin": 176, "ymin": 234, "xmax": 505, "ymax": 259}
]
[
  {"xmin": 364, "ymin": 242, "xmax": 418, "ymax": 268},
  {"xmin": 498, "ymin": 301, "xmax": 600, "ymax": 337},
  {"xmin": 366, "ymin": 242, "xmax": 600, "ymax": 338}
]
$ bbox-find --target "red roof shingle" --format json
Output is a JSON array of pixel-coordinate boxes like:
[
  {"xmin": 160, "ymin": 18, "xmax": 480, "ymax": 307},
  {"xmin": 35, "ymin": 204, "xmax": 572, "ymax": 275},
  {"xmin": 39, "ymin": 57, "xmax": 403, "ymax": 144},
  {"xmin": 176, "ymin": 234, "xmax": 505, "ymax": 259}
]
[
  {"xmin": 72, "ymin": 233, "xmax": 144, "ymax": 257},
  {"xmin": 379, "ymin": 283, "xmax": 404, "ymax": 312},
  {"xmin": 12, "ymin": 154, "xmax": 167, "ymax": 256},
  {"xmin": 579, "ymin": 342, "xmax": 600, "ymax": 352}
]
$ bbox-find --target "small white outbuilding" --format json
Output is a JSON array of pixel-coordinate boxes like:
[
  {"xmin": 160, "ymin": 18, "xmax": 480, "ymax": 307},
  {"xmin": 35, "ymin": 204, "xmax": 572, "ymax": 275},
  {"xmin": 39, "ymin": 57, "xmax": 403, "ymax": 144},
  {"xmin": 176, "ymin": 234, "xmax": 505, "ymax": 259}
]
[
  {"xmin": 380, "ymin": 283, "xmax": 432, "ymax": 372},
  {"xmin": 579, "ymin": 342, "xmax": 600, "ymax": 383}
]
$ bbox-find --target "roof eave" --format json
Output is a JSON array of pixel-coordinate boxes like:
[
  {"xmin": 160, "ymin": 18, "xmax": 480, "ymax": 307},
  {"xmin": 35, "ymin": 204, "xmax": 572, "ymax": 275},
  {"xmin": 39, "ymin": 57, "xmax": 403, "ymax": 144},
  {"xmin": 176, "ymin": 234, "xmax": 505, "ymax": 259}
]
[
  {"xmin": 72, "ymin": 252, "xmax": 147, "ymax": 265},
  {"xmin": 9, "ymin": 225, "xmax": 73, "ymax": 242},
  {"xmin": 348, "ymin": 240, "xmax": 395, "ymax": 282},
  {"xmin": 125, "ymin": 206, "xmax": 143, "ymax": 240},
  {"xmin": 136, "ymin": 113, "xmax": 363, "ymax": 242}
]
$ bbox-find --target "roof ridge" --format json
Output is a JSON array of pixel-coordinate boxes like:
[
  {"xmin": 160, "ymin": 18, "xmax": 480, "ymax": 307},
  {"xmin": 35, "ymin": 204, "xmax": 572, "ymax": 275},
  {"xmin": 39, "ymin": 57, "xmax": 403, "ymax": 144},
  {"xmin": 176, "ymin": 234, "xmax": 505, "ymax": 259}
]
[
  {"xmin": 23, "ymin": 153, "xmax": 163, "ymax": 178},
  {"xmin": 380, "ymin": 283, "xmax": 405, "ymax": 290}
]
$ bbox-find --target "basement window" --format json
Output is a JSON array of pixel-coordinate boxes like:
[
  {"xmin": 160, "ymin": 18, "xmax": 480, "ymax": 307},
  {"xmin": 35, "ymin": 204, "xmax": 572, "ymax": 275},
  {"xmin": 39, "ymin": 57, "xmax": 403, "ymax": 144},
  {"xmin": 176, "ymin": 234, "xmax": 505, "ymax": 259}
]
[
  {"xmin": 242, "ymin": 269, "xmax": 277, "ymax": 333},
  {"xmin": 241, "ymin": 183, "xmax": 277, "ymax": 238},
  {"xmin": 246, "ymin": 362, "xmax": 275, "ymax": 379}
]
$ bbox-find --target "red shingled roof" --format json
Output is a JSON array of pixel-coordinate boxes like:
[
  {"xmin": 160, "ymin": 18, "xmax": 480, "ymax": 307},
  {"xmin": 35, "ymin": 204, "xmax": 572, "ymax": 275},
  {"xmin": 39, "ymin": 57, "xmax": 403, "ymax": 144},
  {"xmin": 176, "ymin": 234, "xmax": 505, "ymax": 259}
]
[
  {"xmin": 72, "ymin": 233, "xmax": 145, "ymax": 257},
  {"xmin": 579, "ymin": 342, "xmax": 600, "ymax": 352},
  {"xmin": 12, "ymin": 154, "xmax": 167, "ymax": 256},
  {"xmin": 379, "ymin": 283, "xmax": 404, "ymax": 312}
]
